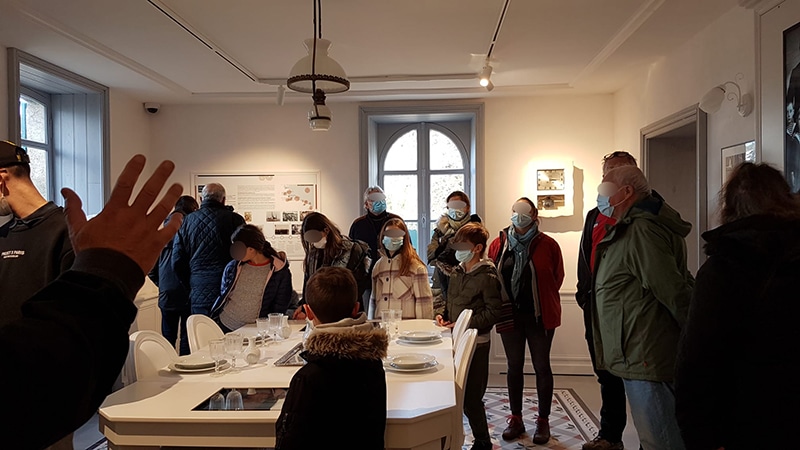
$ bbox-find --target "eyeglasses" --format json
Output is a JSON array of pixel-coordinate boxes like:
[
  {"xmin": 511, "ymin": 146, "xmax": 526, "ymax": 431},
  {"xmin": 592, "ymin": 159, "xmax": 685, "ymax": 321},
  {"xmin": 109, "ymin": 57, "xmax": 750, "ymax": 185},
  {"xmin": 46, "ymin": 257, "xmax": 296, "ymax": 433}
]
[{"xmin": 602, "ymin": 151, "xmax": 633, "ymax": 162}]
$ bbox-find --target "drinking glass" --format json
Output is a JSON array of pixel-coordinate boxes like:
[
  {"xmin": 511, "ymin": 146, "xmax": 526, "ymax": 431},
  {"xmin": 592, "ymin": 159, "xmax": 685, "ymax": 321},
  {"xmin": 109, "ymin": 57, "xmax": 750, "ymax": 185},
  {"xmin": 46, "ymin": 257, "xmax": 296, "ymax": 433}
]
[
  {"xmin": 225, "ymin": 388, "xmax": 243, "ymax": 410},
  {"xmin": 224, "ymin": 332, "xmax": 243, "ymax": 373},
  {"xmin": 208, "ymin": 392, "xmax": 225, "ymax": 410},
  {"xmin": 389, "ymin": 309, "xmax": 401, "ymax": 337},
  {"xmin": 208, "ymin": 338, "xmax": 227, "ymax": 377},
  {"xmin": 268, "ymin": 313, "xmax": 283, "ymax": 342},
  {"xmin": 381, "ymin": 309, "xmax": 399, "ymax": 339},
  {"xmin": 256, "ymin": 317, "xmax": 270, "ymax": 347}
]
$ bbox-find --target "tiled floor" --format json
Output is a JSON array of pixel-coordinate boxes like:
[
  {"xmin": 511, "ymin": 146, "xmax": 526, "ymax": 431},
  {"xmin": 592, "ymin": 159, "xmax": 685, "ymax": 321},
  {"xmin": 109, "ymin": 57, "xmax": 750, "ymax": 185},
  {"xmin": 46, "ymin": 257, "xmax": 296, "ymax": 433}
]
[{"xmin": 74, "ymin": 374, "xmax": 640, "ymax": 450}]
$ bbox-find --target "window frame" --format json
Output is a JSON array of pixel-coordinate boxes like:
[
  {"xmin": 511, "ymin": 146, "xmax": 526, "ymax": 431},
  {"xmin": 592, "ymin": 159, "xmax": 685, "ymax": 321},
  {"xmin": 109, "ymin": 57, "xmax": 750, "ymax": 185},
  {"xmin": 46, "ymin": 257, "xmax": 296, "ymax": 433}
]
[{"xmin": 19, "ymin": 87, "xmax": 54, "ymax": 199}]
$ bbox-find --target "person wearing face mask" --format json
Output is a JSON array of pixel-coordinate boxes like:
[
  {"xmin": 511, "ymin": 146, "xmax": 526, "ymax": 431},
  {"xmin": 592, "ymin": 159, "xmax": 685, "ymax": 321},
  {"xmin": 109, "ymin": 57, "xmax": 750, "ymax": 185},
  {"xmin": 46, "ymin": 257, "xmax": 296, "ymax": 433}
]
[
  {"xmin": 487, "ymin": 197, "xmax": 564, "ymax": 445},
  {"xmin": 209, "ymin": 224, "xmax": 292, "ymax": 333},
  {"xmin": 0, "ymin": 141, "xmax": 74, "ymax": 328},
  {"xmin": 293, "ymin": 212, "xmax": 371, "ymax": 320},
  {"xmin": 592, "ymin": 166, "xmax": 694, "ymax": 450},
  {"xmin": 435, "ymin": 222, "xmax": 502, "ymax": 450},
  {"xmin": 427, "ymin": 190, "xmax": 482, "ymax": 311},
  {"xmin": 371, "ymin": 218, "xmax": 434, "ymax": 320},
  {"xmin": 349, "ymin": 186, "xmax": 401, "ymax": 314}
]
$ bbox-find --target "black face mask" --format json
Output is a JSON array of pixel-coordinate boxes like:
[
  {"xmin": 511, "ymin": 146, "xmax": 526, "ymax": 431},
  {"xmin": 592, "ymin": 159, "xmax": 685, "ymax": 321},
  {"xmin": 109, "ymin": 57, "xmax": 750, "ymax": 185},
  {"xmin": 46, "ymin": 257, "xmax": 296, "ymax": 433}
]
[{"xmin": 230, "ymin": 241, "xmax": 247, "ymax": 261}]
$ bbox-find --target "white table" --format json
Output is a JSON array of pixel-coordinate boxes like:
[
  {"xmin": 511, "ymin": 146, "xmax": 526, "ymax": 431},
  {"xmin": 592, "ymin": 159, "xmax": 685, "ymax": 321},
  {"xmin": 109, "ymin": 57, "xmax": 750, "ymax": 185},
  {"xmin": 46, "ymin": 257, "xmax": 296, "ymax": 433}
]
[{"xmin": 99, "ymin": 321, "xmax": 456, "ymax": 450}]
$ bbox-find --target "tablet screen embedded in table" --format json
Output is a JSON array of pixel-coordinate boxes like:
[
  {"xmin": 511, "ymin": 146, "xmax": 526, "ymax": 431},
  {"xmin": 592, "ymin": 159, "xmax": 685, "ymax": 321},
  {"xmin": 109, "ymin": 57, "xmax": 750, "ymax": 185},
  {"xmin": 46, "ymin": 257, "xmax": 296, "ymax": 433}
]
[{"xmin": 193, "ymin": 387, "xmax": 289, "ymax": 411}]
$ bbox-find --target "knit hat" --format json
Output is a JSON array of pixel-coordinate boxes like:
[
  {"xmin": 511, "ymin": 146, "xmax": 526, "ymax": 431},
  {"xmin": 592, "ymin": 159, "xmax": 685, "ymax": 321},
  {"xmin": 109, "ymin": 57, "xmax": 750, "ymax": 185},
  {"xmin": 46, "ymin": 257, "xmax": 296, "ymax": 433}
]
[{"xmin": 0, "ymin": 141, "xmax": 30, "ymax": 168}]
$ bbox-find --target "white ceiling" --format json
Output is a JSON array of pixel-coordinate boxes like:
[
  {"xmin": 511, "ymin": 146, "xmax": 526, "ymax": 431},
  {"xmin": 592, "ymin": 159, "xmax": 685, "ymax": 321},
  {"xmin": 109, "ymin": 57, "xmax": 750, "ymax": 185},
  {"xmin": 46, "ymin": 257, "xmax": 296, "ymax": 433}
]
[{"xmin": 0, "ymin": 0, "xmax": 740, "ymax": 104}]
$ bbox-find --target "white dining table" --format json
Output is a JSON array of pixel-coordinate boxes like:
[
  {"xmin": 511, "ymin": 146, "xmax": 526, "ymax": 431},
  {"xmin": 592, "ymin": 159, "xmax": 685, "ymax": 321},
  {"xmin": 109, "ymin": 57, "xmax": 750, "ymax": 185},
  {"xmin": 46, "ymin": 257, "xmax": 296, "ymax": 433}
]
[{"xmin": 99, "ymin": 320, "xmax": 456, "ymax": 450}]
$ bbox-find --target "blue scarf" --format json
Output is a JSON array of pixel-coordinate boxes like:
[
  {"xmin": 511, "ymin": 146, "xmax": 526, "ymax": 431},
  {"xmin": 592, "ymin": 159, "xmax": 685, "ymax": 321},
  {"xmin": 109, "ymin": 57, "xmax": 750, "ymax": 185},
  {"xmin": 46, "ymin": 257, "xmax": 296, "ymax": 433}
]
[{"xmin": 506, "ymin": 225, "xmax": 538, "ymax": 298}]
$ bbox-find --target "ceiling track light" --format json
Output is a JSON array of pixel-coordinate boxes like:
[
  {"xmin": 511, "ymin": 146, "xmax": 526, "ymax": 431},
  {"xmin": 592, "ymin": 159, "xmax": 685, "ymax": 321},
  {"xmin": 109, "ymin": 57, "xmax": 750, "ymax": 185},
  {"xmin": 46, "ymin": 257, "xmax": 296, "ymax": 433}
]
[{"xmin": 477, "ymin": 0, "xmax": 511, "ymax": 90}]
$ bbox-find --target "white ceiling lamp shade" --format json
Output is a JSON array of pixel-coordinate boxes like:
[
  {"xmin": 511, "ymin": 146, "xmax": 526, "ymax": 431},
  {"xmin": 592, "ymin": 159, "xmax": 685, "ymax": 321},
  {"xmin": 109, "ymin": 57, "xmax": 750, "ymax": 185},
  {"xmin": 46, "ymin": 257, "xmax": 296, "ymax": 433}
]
[
  {"xmin": 308, "ymin": 89, "xmax": 331, "ymax": 131},
  {"xmin": 287, "ymin": 38, "xmax": 350, "ymax": 94},
  {"xmin": 287, "ymin": 0, "xmax": 349, "ymax": 130},
  {"xmin": 698, "ymin": 74, "xmax": 752, "ymax": 117}
]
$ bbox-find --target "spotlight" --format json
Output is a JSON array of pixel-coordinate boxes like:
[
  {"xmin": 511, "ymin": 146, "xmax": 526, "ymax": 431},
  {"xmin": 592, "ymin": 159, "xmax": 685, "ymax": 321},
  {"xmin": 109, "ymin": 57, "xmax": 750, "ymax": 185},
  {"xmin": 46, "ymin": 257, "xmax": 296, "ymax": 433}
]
[{"xmin": 479, "ymin": 64, "xmax": 493, "ymax": 87}]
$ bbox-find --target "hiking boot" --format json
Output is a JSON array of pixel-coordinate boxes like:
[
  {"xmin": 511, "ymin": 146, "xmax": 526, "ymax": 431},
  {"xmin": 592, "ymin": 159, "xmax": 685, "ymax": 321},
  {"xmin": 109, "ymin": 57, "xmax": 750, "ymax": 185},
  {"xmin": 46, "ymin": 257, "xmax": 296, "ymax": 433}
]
[
  {"xmin": 501, "ymin": 414, "xmax": 525, "ymax": 441},
  {"xmin": 470, "ymin": 439, "xmax": 493, "ymax": 450},
  {"xmin": 582, "ymin": 435, "xmax": 625, "ymax": 450},
  {"xmin": 532, "ymin": 416, "xmax": 551, "ymax": 444}
]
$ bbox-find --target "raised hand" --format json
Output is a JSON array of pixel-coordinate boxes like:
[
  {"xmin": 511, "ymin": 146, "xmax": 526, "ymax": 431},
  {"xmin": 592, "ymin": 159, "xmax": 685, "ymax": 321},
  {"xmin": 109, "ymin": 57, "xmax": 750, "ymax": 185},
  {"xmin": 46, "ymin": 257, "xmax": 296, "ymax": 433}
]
[{"xmin": 61, "ymin": 154, "xmax": 184, "ymax": 273}]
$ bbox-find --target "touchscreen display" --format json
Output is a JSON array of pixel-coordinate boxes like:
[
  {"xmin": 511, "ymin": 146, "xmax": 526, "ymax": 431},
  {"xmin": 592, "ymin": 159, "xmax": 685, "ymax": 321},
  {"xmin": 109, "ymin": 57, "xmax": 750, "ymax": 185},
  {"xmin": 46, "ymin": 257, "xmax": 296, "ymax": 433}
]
[{"xmin": 193, "ymin": 387, "xmax": 289, "ymax": 411}]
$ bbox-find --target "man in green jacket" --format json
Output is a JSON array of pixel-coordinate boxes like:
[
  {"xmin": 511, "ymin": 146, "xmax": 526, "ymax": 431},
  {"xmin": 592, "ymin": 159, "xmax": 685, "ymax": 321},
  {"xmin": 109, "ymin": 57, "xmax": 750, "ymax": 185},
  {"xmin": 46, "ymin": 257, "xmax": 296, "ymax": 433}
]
[{"xmin": 591, "ymin": 166, "xmax": 694, "ymax": 450}]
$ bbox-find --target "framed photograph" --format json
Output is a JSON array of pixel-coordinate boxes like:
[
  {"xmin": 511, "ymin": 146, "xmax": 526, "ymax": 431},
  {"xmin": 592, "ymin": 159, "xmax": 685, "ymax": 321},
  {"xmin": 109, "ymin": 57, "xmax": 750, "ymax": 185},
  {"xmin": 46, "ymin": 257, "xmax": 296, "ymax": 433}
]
[
  {"xmin": 721, "ymin": 141, "xmax": 756, "ymax": 183},
  {"xmin": 784, "ymin": 21, "xmax": 800, "ymax": 192}
]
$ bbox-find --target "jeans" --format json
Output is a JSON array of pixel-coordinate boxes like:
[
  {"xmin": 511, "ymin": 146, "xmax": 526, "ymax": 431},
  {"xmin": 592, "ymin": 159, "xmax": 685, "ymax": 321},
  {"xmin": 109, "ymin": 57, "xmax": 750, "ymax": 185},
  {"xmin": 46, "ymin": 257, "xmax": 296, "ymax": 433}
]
[
  {"xmin": 464, "ymin": 341, "xmax": 491, "ymax": 443},
  {"xmin": 161, "ymin": 307, "xmax": 191, "ymax": 356},
  {"xmin": 584, "ymin": 307, "xmax": 628, "ymax": 442},
  {"xmin": 500, "ymin": 313, "xmax": 554, "ymax": 418},
  {"xmin": 622, "ymin": 379, "xmax": 686, "ymax": 450}
]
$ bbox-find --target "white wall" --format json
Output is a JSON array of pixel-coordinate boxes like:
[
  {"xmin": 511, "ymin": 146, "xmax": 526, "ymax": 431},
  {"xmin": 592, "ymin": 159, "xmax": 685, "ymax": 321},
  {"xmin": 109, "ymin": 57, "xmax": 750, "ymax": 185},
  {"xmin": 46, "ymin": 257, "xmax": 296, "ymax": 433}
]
[{"xmin": 615, "ymin": 6, "xmax": 757, "ymax": 229}]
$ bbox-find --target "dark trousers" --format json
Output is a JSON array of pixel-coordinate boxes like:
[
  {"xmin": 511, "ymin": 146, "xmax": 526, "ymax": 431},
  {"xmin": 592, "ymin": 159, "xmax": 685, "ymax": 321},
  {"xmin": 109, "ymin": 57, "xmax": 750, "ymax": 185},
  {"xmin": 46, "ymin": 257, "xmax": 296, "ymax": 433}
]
[
  {"xmin": 500, "ymin": 313, "xmax": 555, "ymax": 418},
  {"xmin": 584, "ymin": 306, "xmax": 628, "ymax": 443},
  {"xmin": 161, "ymin": 307, "xmax": 191, "ymax": 356},
  {"xmin": 464, "ymin": 341, "xmax": 491, "ymax": 443}
]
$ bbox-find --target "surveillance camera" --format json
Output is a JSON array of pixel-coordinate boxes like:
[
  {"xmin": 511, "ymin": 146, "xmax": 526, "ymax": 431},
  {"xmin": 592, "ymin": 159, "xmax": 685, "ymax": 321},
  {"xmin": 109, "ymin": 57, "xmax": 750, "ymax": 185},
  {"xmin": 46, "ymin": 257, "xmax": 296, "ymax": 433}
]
[{"xmin": 144, "ymin": 103, "xmax": 160, "ymax": 114}]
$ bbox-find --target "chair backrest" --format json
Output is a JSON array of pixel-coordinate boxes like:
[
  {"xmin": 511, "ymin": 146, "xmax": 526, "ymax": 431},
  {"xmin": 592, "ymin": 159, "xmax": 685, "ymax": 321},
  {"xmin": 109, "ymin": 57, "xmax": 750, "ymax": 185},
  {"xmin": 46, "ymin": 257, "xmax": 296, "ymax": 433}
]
[
  {"xmin": 449, "ymin": 328, "xmax": 477, "ymax": 450},
  {"xmin": 451, "ymin": 308, "xmax": 473, "ymax": 350},
  {"xmin": 187, "ymin": 314, "xmax": 225, "ymax": 353},
  {"xmin": 131, "ymin": 330, "xmax": 179, "ymax": 381}
]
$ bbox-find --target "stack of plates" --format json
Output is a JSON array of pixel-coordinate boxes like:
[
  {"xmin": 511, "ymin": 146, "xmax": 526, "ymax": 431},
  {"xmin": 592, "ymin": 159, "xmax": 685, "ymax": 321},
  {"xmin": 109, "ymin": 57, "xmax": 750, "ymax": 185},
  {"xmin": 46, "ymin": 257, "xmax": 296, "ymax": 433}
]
[
  {"xmin": 383, "ymin": 353, "xmax": 438, "ymax": 372},
  {"xmin": 169, "ymin": 354, "xmax": 224, "ymax": 373},
  {"xmin": 397, "ymin": 330, "xmax": 442, "ymax": 344}
]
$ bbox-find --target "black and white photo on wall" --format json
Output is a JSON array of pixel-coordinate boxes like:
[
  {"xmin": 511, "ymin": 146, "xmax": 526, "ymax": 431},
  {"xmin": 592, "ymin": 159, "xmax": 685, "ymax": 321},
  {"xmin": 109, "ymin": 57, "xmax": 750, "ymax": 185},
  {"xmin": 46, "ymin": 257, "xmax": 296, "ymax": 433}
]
[{"xmin": 784, "ymin": 21, "xmax": 800, "ymax": 192}]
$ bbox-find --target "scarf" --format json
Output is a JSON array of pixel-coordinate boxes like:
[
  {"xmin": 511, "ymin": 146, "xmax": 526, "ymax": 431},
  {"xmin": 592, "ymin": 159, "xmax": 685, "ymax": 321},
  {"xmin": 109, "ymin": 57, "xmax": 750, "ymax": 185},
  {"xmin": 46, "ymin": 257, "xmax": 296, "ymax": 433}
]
[{"xmin": 506, "ymin": 225, "xmax": 538, "ymax": 298}]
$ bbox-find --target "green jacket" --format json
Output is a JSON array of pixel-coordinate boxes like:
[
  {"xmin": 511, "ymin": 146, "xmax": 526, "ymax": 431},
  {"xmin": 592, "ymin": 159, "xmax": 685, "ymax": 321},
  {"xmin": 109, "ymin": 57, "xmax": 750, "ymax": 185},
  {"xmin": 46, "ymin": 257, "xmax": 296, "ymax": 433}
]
[
  {"xmin": 591, "ymin": 193, "xmax": 695, "ymax": 382},
  {"xmin": 444, "ymin": 260, "xmax": 503, "ymax": 339}
]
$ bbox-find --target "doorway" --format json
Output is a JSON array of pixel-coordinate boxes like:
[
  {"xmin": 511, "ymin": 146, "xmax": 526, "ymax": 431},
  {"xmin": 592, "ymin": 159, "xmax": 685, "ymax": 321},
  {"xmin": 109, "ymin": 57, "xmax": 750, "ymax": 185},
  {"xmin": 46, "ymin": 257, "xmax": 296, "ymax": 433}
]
[{"xmin": 641, "ymin": 105, "xmax": 708, "ymax": 275}]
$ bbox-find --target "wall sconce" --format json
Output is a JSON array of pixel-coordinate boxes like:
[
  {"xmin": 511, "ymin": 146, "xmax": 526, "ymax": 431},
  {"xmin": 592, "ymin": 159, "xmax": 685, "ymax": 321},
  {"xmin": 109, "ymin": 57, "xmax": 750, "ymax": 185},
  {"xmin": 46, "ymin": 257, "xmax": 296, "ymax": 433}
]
[{"xmin": 699, "ymin": 74, "xmax": 752, "ymax": 117}]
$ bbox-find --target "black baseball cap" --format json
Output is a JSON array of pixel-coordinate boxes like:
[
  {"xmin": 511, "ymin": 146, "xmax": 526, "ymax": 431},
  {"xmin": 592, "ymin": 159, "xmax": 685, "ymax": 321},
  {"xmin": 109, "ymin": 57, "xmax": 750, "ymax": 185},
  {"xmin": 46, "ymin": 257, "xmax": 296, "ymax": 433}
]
[{"xmin": 0, "ymin": 141, "xmax": 30, "ymax": 168}]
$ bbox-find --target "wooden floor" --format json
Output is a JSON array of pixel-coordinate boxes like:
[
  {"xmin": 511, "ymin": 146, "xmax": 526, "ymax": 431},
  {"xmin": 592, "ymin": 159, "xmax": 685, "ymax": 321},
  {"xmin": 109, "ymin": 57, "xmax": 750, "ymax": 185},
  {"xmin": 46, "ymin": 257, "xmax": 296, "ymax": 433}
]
[{"xmin": 74, "ymin": 373, "xmax": 640, "ymax": 450}]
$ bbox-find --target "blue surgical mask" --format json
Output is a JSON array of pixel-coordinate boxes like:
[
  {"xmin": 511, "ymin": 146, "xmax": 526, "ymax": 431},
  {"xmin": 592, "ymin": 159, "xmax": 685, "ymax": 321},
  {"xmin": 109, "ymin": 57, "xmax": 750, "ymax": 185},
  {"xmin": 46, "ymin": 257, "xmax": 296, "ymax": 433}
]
[
  {"xmin": 448, "ymin": 208, "xmax": 466, "ymax": 220},
  {"xmin": 597, "ymin": 194, "xmax": 614, "ymax": 217},
  {"xmin": 455, "ymin": 249, "xmax": 473, "ymax": 263},
  {"xmin": 371, "ymin": 200, "xmax": 387, "ymax": 214},
  {"xmin": 511, "ymin": 212, "xmax": 533, "ymax": 229},
  {"xmin": 383, "ymin": 236, "xmax": 403, "ymax": 251}
]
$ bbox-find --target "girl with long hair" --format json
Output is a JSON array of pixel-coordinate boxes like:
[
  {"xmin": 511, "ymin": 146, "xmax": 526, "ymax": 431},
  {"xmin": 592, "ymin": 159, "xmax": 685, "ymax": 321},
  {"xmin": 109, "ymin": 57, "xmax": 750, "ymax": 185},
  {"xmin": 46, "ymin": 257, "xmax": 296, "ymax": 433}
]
[{"xmin": 371, "ymin": 218, "xmax": 434, "ymax": 319}]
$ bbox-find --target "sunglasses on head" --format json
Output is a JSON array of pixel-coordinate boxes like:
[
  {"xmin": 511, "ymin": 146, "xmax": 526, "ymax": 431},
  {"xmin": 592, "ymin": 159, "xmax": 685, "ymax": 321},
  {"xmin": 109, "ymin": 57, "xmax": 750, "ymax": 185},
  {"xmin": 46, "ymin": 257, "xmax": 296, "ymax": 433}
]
[{"xmin": 602, "ymin": 151, "xmax": 632, "ymax": 162}]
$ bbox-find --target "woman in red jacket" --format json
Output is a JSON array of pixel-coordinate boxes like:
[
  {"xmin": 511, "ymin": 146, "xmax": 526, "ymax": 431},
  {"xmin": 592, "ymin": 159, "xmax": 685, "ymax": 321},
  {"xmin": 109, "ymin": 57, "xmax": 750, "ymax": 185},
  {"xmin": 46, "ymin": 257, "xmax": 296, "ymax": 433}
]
[{"xmin": 487, "ymin": 197, "xmax": 564, "ymax": 445}]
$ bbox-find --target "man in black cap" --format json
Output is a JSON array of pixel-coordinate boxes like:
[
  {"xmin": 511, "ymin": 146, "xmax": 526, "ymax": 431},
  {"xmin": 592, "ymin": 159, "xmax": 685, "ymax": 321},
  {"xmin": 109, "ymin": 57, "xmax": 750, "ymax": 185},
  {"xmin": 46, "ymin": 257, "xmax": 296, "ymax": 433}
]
[{"xmin": 0, "ymin": 140, "xmax": 74, "ymax": 327}]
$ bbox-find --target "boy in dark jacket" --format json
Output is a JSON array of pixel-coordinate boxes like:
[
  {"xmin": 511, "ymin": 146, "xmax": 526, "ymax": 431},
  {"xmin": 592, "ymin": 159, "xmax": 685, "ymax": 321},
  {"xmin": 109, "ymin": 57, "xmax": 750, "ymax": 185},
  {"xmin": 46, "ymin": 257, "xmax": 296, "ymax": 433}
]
[
  {"xmin": 436, "ymin": 223, "xmax": 503, "ymax": 450},
  {"xmin": 276, "ymin": 267, "xmax": 389, "ymax": 450}
]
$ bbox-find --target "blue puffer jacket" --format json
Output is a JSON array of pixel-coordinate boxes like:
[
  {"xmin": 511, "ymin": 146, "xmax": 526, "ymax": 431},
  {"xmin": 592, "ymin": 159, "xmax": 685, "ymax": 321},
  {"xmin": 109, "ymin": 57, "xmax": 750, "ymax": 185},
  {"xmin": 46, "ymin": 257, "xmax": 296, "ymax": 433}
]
[
  {"xmin": 209, "ymin": 257, "xmax": 293, "ymax": 321},
  {"xmin": 172, "ymin": 200, "xmax": 245, "ymax": 315}
]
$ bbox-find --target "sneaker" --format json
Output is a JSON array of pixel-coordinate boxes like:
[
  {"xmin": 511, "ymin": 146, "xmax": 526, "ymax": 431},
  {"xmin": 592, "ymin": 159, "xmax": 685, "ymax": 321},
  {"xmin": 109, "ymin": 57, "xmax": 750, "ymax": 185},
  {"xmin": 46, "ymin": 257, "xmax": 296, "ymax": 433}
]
[
  {"xmin": 469, "ymin": 439, "xmax": 493, "ymax": 450},
  {"xmin": 501, "ymin": 414, "xmax": 525, "ymax": 441},
  {"xmin": 532, "ymin": 416, "xmax": 551, "ymax": 445},
  {"xmin": 582, "ymin": 435, "xmax": 625, "ymax": 450}
]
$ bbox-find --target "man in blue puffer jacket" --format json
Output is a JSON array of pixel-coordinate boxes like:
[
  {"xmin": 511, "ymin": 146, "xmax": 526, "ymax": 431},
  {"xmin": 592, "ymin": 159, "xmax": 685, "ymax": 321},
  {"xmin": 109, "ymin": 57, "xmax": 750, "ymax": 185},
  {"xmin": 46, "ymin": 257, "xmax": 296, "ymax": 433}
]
[{"xmin": 172, "ymin": 183, "xmax": 245, "ymax": 315}]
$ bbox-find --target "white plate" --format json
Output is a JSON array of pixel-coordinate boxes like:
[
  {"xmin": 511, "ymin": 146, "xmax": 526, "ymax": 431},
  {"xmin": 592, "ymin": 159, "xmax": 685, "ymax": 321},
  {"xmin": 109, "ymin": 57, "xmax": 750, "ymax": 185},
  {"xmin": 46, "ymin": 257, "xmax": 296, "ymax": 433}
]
[
  {"xmin": 383, "ymin": 360, "xmax": 439, "ymax": 373},
  {"xmin": 385, "ymin": 353, "xmax": 436, "ymax": 369},
  {"xmin": 398, "ymin": 330, "xmax": 442, "ymax": 342},
  {"xmin": 168, "ymin": 359, "xmax": 227, "ymax": 373},
  {"xmin": 395, "ymin": 338, "xmax": 443, "ymax": 346},
  {"xmin": 173, "ymin": 354, "xmax": 216, "ymax": 370}
]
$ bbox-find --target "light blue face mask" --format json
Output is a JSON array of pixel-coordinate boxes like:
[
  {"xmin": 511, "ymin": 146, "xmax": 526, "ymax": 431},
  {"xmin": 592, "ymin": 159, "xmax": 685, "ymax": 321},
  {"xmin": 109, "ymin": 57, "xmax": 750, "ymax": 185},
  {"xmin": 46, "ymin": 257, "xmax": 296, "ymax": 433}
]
[
  {"xmin": 511, "ymin": 212, "xmax": 533, "ymax": 229},
  {"xmin": 448, "ymin": 208, "xmax": 466, "ymax": 220},
  {"xmin": 371, "ymin": 199, "xmax": 387, "ymax": 214},
  {"xmin": 382, "ymin": 236, "xmax": 403, "ymax": 251},
  {"xmin": 596, "ymin": 194, "xmax": 614, "ymax": 217},
  {"xmin": 455, "ymin": 249, "xmax": 473, "ymax": 263}
]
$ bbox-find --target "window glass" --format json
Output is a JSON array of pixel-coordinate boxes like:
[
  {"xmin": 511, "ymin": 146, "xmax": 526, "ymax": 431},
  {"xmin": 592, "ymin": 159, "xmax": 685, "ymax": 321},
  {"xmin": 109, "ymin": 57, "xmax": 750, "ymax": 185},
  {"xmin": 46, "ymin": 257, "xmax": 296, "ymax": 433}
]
[
  {"xmin": 429, "ymin": 130, "xmax": 463, "ymax": 170},
  {"xmin": 384, "ymin": 174, "xmax": 418, "ymax": 220},
  {"xmin": 24, "ymin": 146, "xmax": 49, "ymax": 198},
  {"xmin": 383, "ymin": 130, "xmax": 417, "ymax": 171},
  {"xmin": 430, "ymin": 174, "xmax": 465, "ymax": 219},
  {"xmin": 20, "ymin": 96, "xmax": 47, "ymax": 144}
]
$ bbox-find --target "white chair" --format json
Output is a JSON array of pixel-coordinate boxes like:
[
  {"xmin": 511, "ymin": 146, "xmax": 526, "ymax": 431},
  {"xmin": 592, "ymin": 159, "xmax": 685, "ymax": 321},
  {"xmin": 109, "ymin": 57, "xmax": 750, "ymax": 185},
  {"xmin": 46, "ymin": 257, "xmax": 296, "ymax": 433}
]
[
  {"xmin": 187, "ymin": 314, "xmax": 225, "ymax": 353},
  {"xmin": 451, "ymin": 308, "xmax": 473, "ymax": 350},
  {"xmin": 130, "ymin": 330, "xmax": 179, "ymax": 381},
  {"xmin": 445, "ymin": 328, "xmax": 478, "ymax": 450}
]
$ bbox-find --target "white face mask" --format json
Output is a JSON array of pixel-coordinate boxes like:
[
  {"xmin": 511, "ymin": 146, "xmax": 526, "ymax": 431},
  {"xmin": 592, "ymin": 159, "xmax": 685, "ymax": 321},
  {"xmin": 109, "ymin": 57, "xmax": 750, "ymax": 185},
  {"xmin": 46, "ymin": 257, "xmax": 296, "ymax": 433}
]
[
  {"xmin": 455, "ymin": 249, "xmax": 473, "ymax": 263},
  {"xmin": 312, "ymin": 237, "xmax": 327, "ymax": 249}
]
